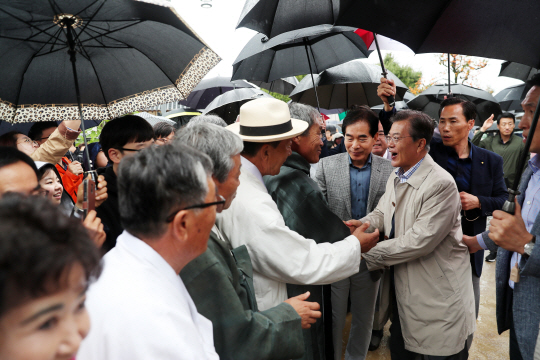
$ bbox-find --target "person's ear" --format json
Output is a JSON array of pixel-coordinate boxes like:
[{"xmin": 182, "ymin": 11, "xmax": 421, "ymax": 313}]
[
  {"xmin": 417, "ymin": 138, "xmax": 427, "ymax": 152},
  {"xmin": 170, "ymin": 209, "xmax": 189, "ymax": 244},
  {"xmin": 373, "ymin": 132, "xmax": 379, "ymax": 141},
  {"xmin": 292, "ymin": 135, "xmax": 302, "ymax": 146},
  {"xmin": 467, "ymin": 119, "xmax": 475, "ymax": 131},
  {"xmin": 108, "ymin": 148, "xmax": 122, "ymax": 164}
]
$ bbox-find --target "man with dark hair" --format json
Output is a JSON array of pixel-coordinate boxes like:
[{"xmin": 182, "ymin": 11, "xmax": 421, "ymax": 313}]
[
  {"xmin": 472, "ymin": 112, "xmax": 528, "ymax": 262},
  {"xmin": 315, "ymin": 105, "xmax": 393, "ymax": 360},
  {"xmin": 218, "ymin": 98, "xmax": 379, "ymax": 316},
  {"xmin": 28, "ymin": 121, "xmax": 58, "ymax": 146},
  {"xmin": 78, "ymin": 144, "xmax": 220, "ymax": 360},
  {"xmin": 178, "ymin": 122, "xmax": 317, "ymax": 360},
  {"xmin": 0, "ymin": 147, "xmax": 40, "ymax": 196},
  {"xmin": 378, "ymin": 84, "xmax": 508, "ymax": 327},
  {"xmin": 463, "ymin": 73, "xmax": 540, "ymax": 360},
  {"xmin": 96, "ymin": 115, "xmax": 155, "ymax": 252},
  {"xmin": 349, "ymin": 109, "xmax": 476, "ymax": 359}
]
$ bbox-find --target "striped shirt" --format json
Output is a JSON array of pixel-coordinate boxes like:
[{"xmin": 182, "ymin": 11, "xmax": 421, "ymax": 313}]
[{"xmin": 395, "ymin": 157, "xmax": 425, "ymax": 183}]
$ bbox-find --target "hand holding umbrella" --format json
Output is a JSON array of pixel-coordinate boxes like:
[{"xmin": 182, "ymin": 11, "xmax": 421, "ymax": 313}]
[{"xmin": 377, "ymin": 78, "xmax": 397, "ymax": 112}]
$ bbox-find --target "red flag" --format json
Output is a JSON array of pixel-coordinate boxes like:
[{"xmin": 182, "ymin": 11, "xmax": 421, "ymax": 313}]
[{"xmin": 354, "ymin": 29, "xmax": 374, "ymax": 49}]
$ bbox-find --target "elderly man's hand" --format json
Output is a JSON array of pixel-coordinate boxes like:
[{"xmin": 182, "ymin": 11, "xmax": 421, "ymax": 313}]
[
  {"xmin": 377, "ymin": 78, "xmax": 396, "ymax": 111},
  {"xmin": 284, "ymin": 292, "xmax": 321, "ymax": 329},
  {"xmin": 463, "ymin": 234, "xmax": 483, "ymax": 254},
  {"xmin": 83, "ymin": 210, "xmax": 106, "ymax": 248},
  {"xmin": 489, "ymin": 199, "xmax": 533, "ymax": 254},
  {"xmin": 344, "ymin": 219, "xmax": 363, "ymax": 234},
  {"xmin": 460, "ymin": 192, "xmax": 480, "ymax": 210},
  {"xmin": 352, "ymin": 221, "xmax": 379, "ymax": 253}
]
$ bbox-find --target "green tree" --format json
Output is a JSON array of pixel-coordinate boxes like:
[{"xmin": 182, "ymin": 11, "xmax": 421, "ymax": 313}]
[
  {"xmin": 383, "ymin": 53, "xmax": 422, "ymax": 89},
  {"xmin": 261, "ymin": 88, "xmax": 290, "ymax": 103}
]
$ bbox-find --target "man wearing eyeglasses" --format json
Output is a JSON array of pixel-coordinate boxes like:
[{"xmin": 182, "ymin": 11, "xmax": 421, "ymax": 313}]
[
  {"xmin": 378, "ymin": 82, "xmax": 508, "ymax": 327},
  {"xmin": 347, "ymin": 110, "xmax": 476, "ymax": 359},
  {"xmin": 78, "ymin": 144, "xmax": 221, "ymax": 360},
  {"xmin": 96, "ymin": 115, "xmax": 155, "ymax": 253}
]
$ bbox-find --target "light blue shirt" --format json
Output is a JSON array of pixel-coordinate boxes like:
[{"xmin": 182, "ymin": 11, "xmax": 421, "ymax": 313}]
[
  {"xmin": 477, "ymin": 155, "xmax": 540, "ymax": 289},
  {"xmin": 349, "ymin": 154, "xmax": 372, "ymax": 220},
  {"xmin": 395, "ymin": 157, "xmax": 425, "ymax": 184}
]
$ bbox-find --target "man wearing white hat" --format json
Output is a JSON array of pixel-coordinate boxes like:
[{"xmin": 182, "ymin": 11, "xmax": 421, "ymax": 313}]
[{"xmin": 218, "ymin": 98, "xmax": 379, "ymax": 312}]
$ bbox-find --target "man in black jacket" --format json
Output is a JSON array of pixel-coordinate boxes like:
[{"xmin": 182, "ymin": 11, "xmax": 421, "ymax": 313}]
[{"xmin": 97, "ymin": 115, "xmax": 154, "ymax": 253}]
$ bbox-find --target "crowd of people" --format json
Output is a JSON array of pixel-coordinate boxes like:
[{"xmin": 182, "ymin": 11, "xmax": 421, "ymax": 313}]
[{"xmin": 0, "ymin": 74, "xmax": 539, "ymax": 360}]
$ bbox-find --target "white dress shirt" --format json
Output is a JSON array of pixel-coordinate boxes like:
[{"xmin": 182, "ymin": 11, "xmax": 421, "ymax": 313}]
[
  {"xmin": 217, "ymin": 156, "xmax": 361, "ymax": 311},
  {"xmin": 77, "ymin": 231, "xmax": 219, "ymax": 360}
]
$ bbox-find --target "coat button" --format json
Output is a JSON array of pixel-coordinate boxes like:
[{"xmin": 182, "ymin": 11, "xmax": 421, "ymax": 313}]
[
  {"xmin": 384, "ymin": 236, "xmax": 389, "ymax": 240},
  {"xmin": 392, "ymin": 202, "xmax": 395, "ymax": 207}
]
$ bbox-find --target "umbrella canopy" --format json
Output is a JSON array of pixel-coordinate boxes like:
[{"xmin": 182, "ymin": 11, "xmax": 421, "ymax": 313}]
[
  {"xmin": 494, "ymin": 84, "xmax": 530, "ymax": 112},
  {"xmin": 202, "ymin": 88, "xmax": 274, "ymax": 124},
  {"xmin": 403, "ymin": 90, "xmax": 415, "ymax": 103},
  {"xmin": 289, "ymin": 60, "xmax": 407, "ymax": 109},
  {"xmin": 407, "ymin": 84, "xmax": 502, "ymax": 124},
  {"xmin": 0, "ymin": 0, "xmax": 221, "ymax": 124},
  {"xmin": 499, "ymin": 62, "xmax": 539, "ymax": 82},
  {"xmin": 135, "ymin": 112, "xmax": 176, "ymax": 127},
  {"xmin": 249, "ymin": 76, "xmax": 299, "ymax": 95},
  {"xmin": 179, "ymin": 76, "xmax": 253, "ymax": 110},
  {"xmin": 231, "ymin": 25, "xmax": 370, "ymax": 83}
]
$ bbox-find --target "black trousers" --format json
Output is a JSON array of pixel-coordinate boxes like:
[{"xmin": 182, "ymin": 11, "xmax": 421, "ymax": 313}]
[{"xmin": 389, "ymin": 268, "xmax": 469, "ymax": 360}]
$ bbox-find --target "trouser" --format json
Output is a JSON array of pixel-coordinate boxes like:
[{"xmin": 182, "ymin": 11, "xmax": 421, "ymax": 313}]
[
  {"xmin": 332, "ymin": 261, "xmax": 379, "ymax": 360},
  {"xmin": 389, "ymin": 268, "xmax": 469, "ymax": 360},
  {"xmin": 507, "ymin": 288, "xmax": 524, "ymax": 360},
  {"xmin": 466, "ymin": 272, "xmax": 481, "ymax": 350}
]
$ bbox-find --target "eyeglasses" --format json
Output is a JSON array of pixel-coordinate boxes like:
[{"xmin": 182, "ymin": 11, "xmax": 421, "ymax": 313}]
[
  {"xmin": 16, "ymin": 137, "xmax": 38, "ymax": 147},
  {"xmin": 385, "ymin": 135, "xmax": 413, "ymax": 144},
  {"xmin": 166, "ymin": 195, "xmax": 226, "ymax": 222},
  {"xmin": 118, "ymin": 147, "xmax": 142, "ymax": 152}
]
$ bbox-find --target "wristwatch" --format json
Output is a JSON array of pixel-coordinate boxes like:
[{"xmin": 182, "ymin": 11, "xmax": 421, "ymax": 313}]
[{"xmin": 524, "ymin": 236, "xmax": 536, "ymax": 257}]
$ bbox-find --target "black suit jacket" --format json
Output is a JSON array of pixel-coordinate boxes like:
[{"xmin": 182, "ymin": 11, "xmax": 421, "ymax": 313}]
[{"xmin": 429, "ymin": 138, "xmax": 508, "ymax": 277}]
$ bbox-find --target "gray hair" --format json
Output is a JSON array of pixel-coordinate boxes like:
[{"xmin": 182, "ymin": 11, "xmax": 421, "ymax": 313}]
[
  {"xmin": 187, "ymin": 115, "xmax": 228, "ymax": 128},
  {"xmin": 288, "ymin": 102, "xmax": 319, "ymax": 136},
  {"xmin": 174, "ymin": 123, "xmax": 243, "ymax": 183},
  {"xmin": 118, "ymin": 144, "xmax": 213, "ymax": 238}
]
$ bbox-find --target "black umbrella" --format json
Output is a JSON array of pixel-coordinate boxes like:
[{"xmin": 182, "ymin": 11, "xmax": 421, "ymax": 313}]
[
  {"xmin": 407, "ymin": 84, "xmax": 502, "ymax": 125},
  {"xmin": 499, "ymin": 62, "xmax": 539, "ymax": 82},
  {"xmin": 494, "ymin": 84, "xmax": 530, "ymax": 112},
  {"xmin": 0, "ymin": 0, "xmax": 220, "ymax": 169},
  {"xmin": 289, "ymin": 60, "xmax": 407, "ymax": 109},
  {"xmin": 179, "ymin": 76, "xmax": 253, "ymax": 110},
  {"xmin": 202, "ymin": 88, "xmax": 274, "ymax": 124},
  {"xmin": 249, "ymin": 76, "xmax": 299, "ymax": 96},
  {"xmin": 231, "ymin": 25, "xmax": 370, "ymax": 110}
]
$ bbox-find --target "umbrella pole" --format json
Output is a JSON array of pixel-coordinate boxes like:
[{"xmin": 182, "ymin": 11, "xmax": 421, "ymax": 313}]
[
  {"xmin": 373, "ymin": 33, "xmax": 395, "ymax": 106},
  {"xmin": 502, "ymin": 98, "xmax": 540, "ymax": 214},
  {"xmin": 447, "ymin": 53, "xmax": 452, "ymax": 95},
  {"xmin": 303, "ymin": 38, "xmax": 321, "ymax": 112},
  {"xmin": 65, "ymin": 21, "xmax": 93, "ymax": 173}
]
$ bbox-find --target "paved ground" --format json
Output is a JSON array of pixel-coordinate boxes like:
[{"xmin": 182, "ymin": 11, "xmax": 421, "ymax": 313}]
[{"xmin": 339, "ymin": 253, "xmax": 509, "ymax": 359}]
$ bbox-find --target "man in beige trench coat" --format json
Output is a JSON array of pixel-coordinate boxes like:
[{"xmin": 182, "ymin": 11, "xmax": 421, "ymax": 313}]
[{"xmin": 348, "ymin": 110, "xmax": 476, "ymax": 359}]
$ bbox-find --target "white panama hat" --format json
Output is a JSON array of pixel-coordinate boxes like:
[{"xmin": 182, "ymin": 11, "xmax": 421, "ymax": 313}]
[{"xmin": 226, "ymin": 98, "xmax": 308, "ymax": 142}]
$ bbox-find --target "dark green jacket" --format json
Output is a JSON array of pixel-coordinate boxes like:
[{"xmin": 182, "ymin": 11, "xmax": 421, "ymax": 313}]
[
  {"xmin": 472, "ymin": 131, "xmax": 529, "ymax": 187},
  {"xmin": 264, "ymin": 152, "xmax": 352, "ymax": 360},
  {"xmin": 180, "ymin": 228, "xmax": 303, "ymax": 360}
]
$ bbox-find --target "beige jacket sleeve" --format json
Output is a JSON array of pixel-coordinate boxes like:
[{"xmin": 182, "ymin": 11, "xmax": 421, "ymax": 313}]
[
  {"xmin": 361, "ymin": 184, "xmax": 389, "ymax": 232},
  {"xmin": 30, "ymin": 122, "xmax": 80, "ymax": 164},
  {"xmin": 362, "ymin": 179, "xmax": 461, "ymax": 271}
]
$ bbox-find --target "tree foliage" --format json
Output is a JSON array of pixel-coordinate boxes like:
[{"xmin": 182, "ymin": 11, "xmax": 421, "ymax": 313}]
[
  {"xmin": 383, "ymin": 53, "xmax": 422, "ymax": 89},
  {"xmin": 438, "ymin": 54, "xmax": 488, "ymax": 86},
  {"xmin": 260, "ymin": 88, "xmax": 291, "ymax": 103}
]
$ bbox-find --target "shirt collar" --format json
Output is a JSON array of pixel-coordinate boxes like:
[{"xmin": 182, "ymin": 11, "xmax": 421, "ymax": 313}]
[
  {"xmin": 395, "ymin": 157, "xmax": 425, "ymax": 183},
  {"xmin": 348, "ymin": 153, "xmax": 372, "ymax": 169},
  {"xmin": 447, "ymin": 140, "xmax": 473, "ymax": 159},
  {"xmin": 240, "ymin": 156, "xmax": 265, "ymax": 186},
  {"xmin": 529, "ymin": 154, "xmax": 540, "ymax": 174}
]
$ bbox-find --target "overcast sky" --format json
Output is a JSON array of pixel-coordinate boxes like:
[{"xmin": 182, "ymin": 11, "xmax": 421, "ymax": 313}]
[{"xmin": 172, "ymin": 0, "xmax": 523, "ymax": 94}]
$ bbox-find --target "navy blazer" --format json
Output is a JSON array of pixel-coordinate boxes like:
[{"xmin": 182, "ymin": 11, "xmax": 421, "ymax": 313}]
[
  {"xmin": 430, "ymin": 137, "xmax": 508, "ymax": 277},
  {"xmin": 483, "ymin": 167, "xmax": 540, "ymax": 360}
]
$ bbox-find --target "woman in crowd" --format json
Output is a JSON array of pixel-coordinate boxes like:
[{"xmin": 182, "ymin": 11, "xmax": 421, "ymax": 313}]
[
  {"xmin": 0, "ymin": 193, "xmax": 101, "ymax": 360},
  {"xmin": 153, "ymin": 122, "xmax": 176, "ymax": 145}
]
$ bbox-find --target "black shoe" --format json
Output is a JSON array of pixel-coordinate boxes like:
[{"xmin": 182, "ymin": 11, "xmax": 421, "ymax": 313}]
[
  {"xmin": 485, "ymin": 251, "xmax": 497, "ymax": 262},
  {"xmin": 369, "ymin": 329, "xmax": 384, "ymax": 351}
]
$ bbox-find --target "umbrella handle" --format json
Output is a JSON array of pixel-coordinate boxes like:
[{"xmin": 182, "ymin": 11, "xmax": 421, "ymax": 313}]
[{"xmin": 373, "ymin": 33, "xmax": 395, "ymax": 106}]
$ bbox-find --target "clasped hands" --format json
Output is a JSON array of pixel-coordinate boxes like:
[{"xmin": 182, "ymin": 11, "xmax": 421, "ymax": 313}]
[{"xmin": 343, "ymin": 219, "xmax": 379, "ymax": 253}]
